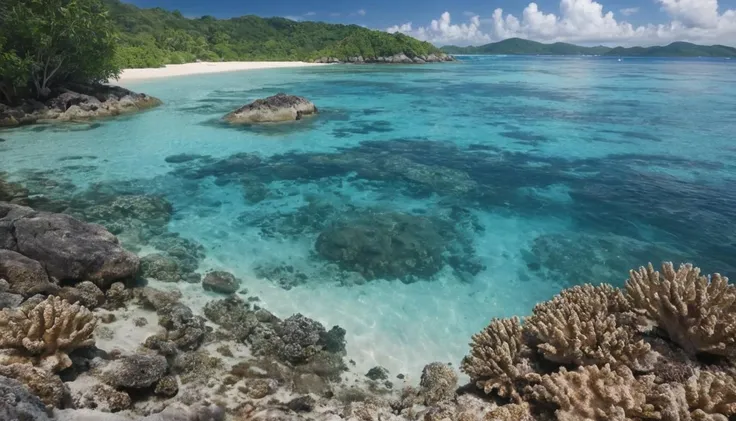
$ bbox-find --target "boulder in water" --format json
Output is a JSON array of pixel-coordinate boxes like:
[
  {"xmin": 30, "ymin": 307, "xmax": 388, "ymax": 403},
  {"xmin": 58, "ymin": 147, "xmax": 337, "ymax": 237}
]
[{"xmin": 223, "ymin": 93, "xmax": 317, "ymax": 124}]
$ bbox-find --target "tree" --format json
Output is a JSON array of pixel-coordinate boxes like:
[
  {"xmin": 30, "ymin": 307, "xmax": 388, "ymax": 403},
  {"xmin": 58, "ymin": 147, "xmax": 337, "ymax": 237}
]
[{"xmin": 0, "ymin": 0, "xmax": 120, "ymax": 102}]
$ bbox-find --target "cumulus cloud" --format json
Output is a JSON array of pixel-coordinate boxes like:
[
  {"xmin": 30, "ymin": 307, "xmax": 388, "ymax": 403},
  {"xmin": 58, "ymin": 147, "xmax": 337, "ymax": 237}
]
[
  {"xmin": 358, "ymin": 9, "xmax": 367, "ymax": 16},
  {"xmin": 386, "ymin": 0, "xmax": 736, "ymax": 46},
  {"xmin": 619, "ymin": 7, "xmax": 639, "ymax": 16}
]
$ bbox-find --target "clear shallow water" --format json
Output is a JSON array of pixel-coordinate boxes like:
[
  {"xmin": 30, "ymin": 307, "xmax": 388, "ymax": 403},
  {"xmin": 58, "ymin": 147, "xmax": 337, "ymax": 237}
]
[{"xmin": 2, "ymin": 56, "xmax": 736, "ymax": 377}]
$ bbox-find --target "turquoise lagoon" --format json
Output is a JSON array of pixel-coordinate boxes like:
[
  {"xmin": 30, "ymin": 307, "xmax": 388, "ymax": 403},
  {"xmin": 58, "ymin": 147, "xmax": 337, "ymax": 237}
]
[{"xmin": 2, "ymin": 56, "xmax": 736, "ymax": 378}]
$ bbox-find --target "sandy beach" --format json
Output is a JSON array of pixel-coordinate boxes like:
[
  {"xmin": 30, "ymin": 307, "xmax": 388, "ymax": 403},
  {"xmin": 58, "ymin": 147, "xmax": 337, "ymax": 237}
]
[{"xmin": 115, "ymin": 61, "xmax": 330, "ymax": 82}]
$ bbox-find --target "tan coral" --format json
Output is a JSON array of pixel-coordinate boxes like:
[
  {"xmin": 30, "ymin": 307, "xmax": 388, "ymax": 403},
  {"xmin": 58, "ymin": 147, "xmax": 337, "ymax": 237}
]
[
  {"xmin": 0, "ymin": 295, "xmax": 96, "ymax": 371},
  {"xmin": 626, "ymin": 262, "xmax": 736, "ymax": 358},
  {"xmin": 461, "ymin": 317, "xmax": 535, "ymax": 402},
  {"xmin": 529, "ymin": 364, "xmax": 660, "ymax": 421},
  {"xmin": 524, "ymin": 284, "xmax": 656, "ymax": 371},
  {"xmin": 485, "ymin": 403, "xmax": 535, "ymax": 421},
  {"xmin": 685, "ymin": 371, "xmax": 736, "ymax": 420}
]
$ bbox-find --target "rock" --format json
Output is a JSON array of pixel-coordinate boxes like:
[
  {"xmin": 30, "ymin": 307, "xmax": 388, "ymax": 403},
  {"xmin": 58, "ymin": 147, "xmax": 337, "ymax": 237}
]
[
  {"xmin": 0, "ymin": 250, "xmax": 58, "ymax": 297},
  {"xmin": 0, "ymin": 291, "xmax": 23, "ymax": 309},
  {"xmin": 141, "ymin": 253, "xmax": 182, "ymax": 282},
  {"xmin": 224, "ymin": 93, "xmax": 317, "ymax": 124},
  {"xmin": 203, "ymin": 295, "xmax": 259, "ymax": 341},
  {"xmin": 245, "ymin": 378, "xmax": 277, "ymax": 399},
  {"xmin": 104, "ymin": 282, "xmax": 131, "ymax": 309},
  {"xmin": 103, "ymin": 354, "xmax": 168, "ymax": 389},
  {"xmin": 419, "ymin": 362, "xmax": 458, "ymax": 405},
  {"xmin": 279, "ymin": 314, "xmax": 326, "ymax": 363},
  {"xmin": 0, "ymin": 84, "xmax": 162, "ymax": 128},
  {"xmin": 157, "ymin": 303, "xmax": 207, "ymax": 351},
  {"xmin": 202, "ymin": 271, "xmax": 240, "ymax": 294},
  {"xmin": 0, "ymin": 203, "xmax": 139, "ymax": 288},
  {"xmin": 58, "ymin": 281, "xmax": 105, "ymax": 309},
  {"xmin": 0, "ymin": 375, "xmax": 52, "ymax": 421},
  {"xmin": 365, "ymin": 366, "xmax": 389, "ymax": 381},
  {"xmin": 73, "ymin": 383, "xmax": 131, "ymax": 412},
  {"xmin": 320, "ymin": 326, "xmax": 347, "ymax": 354},
  {"xmin": 141, "ymin": 403, "xmax": 226, "ymax": 421},
  {"xmin": 287, "ymin": 395, "xmax": 316, "ymax": 412},
  {"xmin": 0, "ymin": 363, "xmax": 68, "ymax": 409},
  {"xmin": 154, "ymin": 375, "xmax": 179, "ymax": 397},
  {"xmin": 138, "ymin": 286, "xmax": 182, "ymax": 310}
]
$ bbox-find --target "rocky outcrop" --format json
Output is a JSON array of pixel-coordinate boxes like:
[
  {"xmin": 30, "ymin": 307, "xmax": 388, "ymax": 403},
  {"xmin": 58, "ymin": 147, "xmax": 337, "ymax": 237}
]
[
  {"xmin": 313, "ymin": 53, "xmax": 455, "ymax": 64},
  {"xmin": 0, "ymin": 84, "xmax": 161, "ymax": 128},
  {"xmin": 223, "ymin": 93, "xmax": 317, "ymax": 124},
  {"xmin": 0, "ymin": 375, "xmax": 53, "ymax": 421},
  {"xmin": 0, "ymin": 203, "xmax": 140, "ymax": 288},
  {"xmin": 202, "ymin": 271, "xmax": 240, "ymax": 294}
]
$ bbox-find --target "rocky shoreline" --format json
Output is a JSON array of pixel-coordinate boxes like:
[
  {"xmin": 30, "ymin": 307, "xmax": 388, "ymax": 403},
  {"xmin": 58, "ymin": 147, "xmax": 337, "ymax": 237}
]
[
  {"xmin": 312, "ymin": 53, "xmax": 455, "ymax": 64},
  {"xmin": 0, "ymin": 84, "xmax": 162, "ymax": 128},
  {"xmin": 1, "ymin": 198, "xmax": 735, "ymax": 421}
]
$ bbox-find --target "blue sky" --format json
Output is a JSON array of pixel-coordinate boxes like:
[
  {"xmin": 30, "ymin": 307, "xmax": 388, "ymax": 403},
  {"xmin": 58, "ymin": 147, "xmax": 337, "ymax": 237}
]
[{"xmin": 124, "ymin": 0, "xmax": 736, "ymax": 46}]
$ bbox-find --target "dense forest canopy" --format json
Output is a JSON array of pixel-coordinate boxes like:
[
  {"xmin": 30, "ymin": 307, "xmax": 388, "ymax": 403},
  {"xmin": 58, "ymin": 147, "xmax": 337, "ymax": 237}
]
[
  {"xmin": 0, "ymin": 0, "xmax": 119, "ymax": 103},
  {"xmin": 103, "ymin": 0, "xmax": 443, "ymax": 68},
  {"xmin": 441, "ymin": 37, "xmax": 736, "ymax": 57}
]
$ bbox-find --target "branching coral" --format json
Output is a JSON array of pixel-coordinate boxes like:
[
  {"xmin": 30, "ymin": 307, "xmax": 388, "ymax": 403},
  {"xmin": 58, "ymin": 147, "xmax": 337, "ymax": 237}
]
[
  {"xmin": 0, "ymin": 295, "xmax": 96, "ymax": 371},
  {"xmin": 529, "ymin": 364, "xmax": 660, "ymax": 421},
  {"xmin": 626, "ymin": 262, "xmax": 736, "ymax": 358},
  {"xmin": 685, "ymin": 371, "xmax": 736, "ymax": 420},
  {"xmin": 461, "ymin": 317, "xmax": 535, "ymax": 402},
  {"xmin": 524, "ymin": 283, "xmax": 656, "ymax": 371}
]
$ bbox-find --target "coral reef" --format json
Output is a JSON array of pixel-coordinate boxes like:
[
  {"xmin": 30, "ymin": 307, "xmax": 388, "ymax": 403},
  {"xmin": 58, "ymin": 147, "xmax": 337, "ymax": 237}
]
[
  {"xmin": 627, "ymin": 262, "xmax": 736, "ymax": 358},
  {"xmin": 0, "ymin": 375, "xmax": 52, "ymax": 421},
  {"xmin": 524, "ymin": 284, "xmax": 657, "ymax": 370},
  {"xmin": 461, "ymin": 317, "xmax": 535, "ymax": 402},
  {"xmin": 0, "ymin": 296, "xmax": 96, "ymax": 371},
  {"xmin": 529, "ymin": 364, "xmax": 658, "ymax": 421}
]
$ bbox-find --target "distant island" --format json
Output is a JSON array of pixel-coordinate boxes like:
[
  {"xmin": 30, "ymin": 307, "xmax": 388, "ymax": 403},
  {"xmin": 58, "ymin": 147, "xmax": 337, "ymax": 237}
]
[
  {"xmin": 441, "ymin": 38, "xmax": 736, "ymax": 58},
  {"xmin": 104, "ymin": 0, "xmax": 449, "ymax": 68}
]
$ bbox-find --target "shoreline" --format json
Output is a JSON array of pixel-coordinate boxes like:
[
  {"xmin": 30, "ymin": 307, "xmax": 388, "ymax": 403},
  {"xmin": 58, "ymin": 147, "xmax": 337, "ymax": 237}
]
[{"xmin": 115, "ymin": 61, "xmax": 331, "ymax": 83}]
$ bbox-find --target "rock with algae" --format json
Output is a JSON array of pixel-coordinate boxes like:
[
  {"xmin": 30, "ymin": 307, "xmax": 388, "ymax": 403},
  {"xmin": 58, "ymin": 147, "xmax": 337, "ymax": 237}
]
[
  {"xmin": 419, "ymin": 362, "xmax": 458, "ymax": 405},
  {"xmin": 0, "ymin": 295, "xmax": 96, "ymax": 371},
  {"xmin": 460, "ymin": 317, "xmax": 535, "ymax": 402},
  {"xmin": 0, "ymin": 363, "xmax": 68, "ymax": 409},
  {"xmin": 626, "ymin": 262, "xmax": 736, "ymax": 358},
  {"xmin": 524, "ymin": 283, "xmax": 657, "ymax": 371},
  {"xmin": 0, "ymin": 374, "xmax": 52, "ymax": 421}
]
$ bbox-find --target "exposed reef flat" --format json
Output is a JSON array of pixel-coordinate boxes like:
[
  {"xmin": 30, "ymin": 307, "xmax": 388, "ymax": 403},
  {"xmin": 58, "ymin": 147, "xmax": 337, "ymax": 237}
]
[
  {"xmin": 1, "ymin": 202, "xmax": 735, "ymax": 421},
  {"xmin": 0, "ymin": 84, "xmax": 161, "ymax": 128}
]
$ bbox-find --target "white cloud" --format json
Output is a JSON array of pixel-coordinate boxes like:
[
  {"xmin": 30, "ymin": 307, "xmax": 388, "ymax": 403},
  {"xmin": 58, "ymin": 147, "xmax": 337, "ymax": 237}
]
[
  {"xmin": 284, "ymin": 15, "xmax": 304, "ymax": 21},
  {"xmin": 620, "ymin": 7, "xmax": 639, "ymax": 16},
  {"xmin": 330, "ymin": 12, "xmax": 341, "ymax": 17},
  {"xmin": 305, "ymin": 11, "xmax": 316, "ymax": 16},
  {"xmin": 358, "ymin": 9, "xmax": 367, "ymax": 16},
  {"xmin": 386, "ymin": 0, "xmax": 736, "ymax": 46}
]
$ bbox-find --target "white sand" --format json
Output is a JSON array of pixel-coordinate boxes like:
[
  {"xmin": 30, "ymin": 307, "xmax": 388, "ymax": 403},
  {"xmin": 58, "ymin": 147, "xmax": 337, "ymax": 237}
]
[{"xmin": 115, "ymin": 61, "xmax": 330, "ymax": 82}]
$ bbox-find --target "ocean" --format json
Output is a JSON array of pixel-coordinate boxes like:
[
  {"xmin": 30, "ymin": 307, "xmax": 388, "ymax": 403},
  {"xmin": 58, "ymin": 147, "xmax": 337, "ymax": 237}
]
[{"xmin": 2, "ymin": 55, "xmax": 735, "ymax": 378}]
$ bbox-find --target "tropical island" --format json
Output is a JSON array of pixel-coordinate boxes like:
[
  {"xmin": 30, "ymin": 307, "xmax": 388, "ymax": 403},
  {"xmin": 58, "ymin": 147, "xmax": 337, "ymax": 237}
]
[{"xmin": 441, "ymin": 37, "xmax": 736, "ymax": 57}]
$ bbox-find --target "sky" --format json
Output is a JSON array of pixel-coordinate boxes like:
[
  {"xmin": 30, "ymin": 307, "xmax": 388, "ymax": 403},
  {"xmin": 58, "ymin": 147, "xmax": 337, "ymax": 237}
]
[{"xmin": 125, "ymin": 0, "xmax": 736, "ymax": 46}]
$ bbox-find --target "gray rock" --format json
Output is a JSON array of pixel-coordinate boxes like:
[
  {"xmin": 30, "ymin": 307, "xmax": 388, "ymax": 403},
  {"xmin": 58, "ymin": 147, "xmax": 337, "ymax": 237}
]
[
  {"xmin": 157, "ymin": 303, "xmax": 207, "ymax": 351},
  {"xmin": 202, "ymin": 271, "xmax": 240, "ymax": 294},
  {"xmin": 138, "ymin": 286, "xmax": 182, "ymax": 310},
  {"xmin": 287, "ymin": 395, "xmax": 316, "ymax": 412},
  {"xmin": 58, "ymin": 281, "xmax": 105, "ymax": 309},
  {"xmin": 224, "ymin": 93, "xmax": 317, "ymax": 124},
  {"xmin": 140, "ymin": 253, "xmax": 181, "ymax": 282},
  {"xmin": 0, "ymin": 203, "xmax": 139, "ymax": 288},
  {"xmin": 0, "ymin": 291, "xmax": 23, "ymax": 309},
  {"xmin": 103, "ymin": 354, "xmax": 168, "ymax": 389},
  {"xmin": 419, "ymin": 362, "xmax": 458, "ymax": 405},
  {"xmin": 0, "ymin": 375, "xmax": 52, "ymax": 421},
  {"xmin": 0, "ymin": 84, "xmax": 162, "ymax": 128},
  {"xmin": 0, "ymin": 249, "xmax": 59, "ymax": 297}
]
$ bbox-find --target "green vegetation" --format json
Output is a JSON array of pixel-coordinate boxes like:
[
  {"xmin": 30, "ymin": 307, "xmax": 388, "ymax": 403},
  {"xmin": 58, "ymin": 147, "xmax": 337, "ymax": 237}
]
[
  {"xmin": 104, "ymin": 0, "xmax": 442, "ymax": 68},
  {"xmin": 441, "ymin": 38, "xmax": 736, "ymax": 57},
  {"xmin": 0, "ymin": 0, "xmax": 119, "ymax": 104}
]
